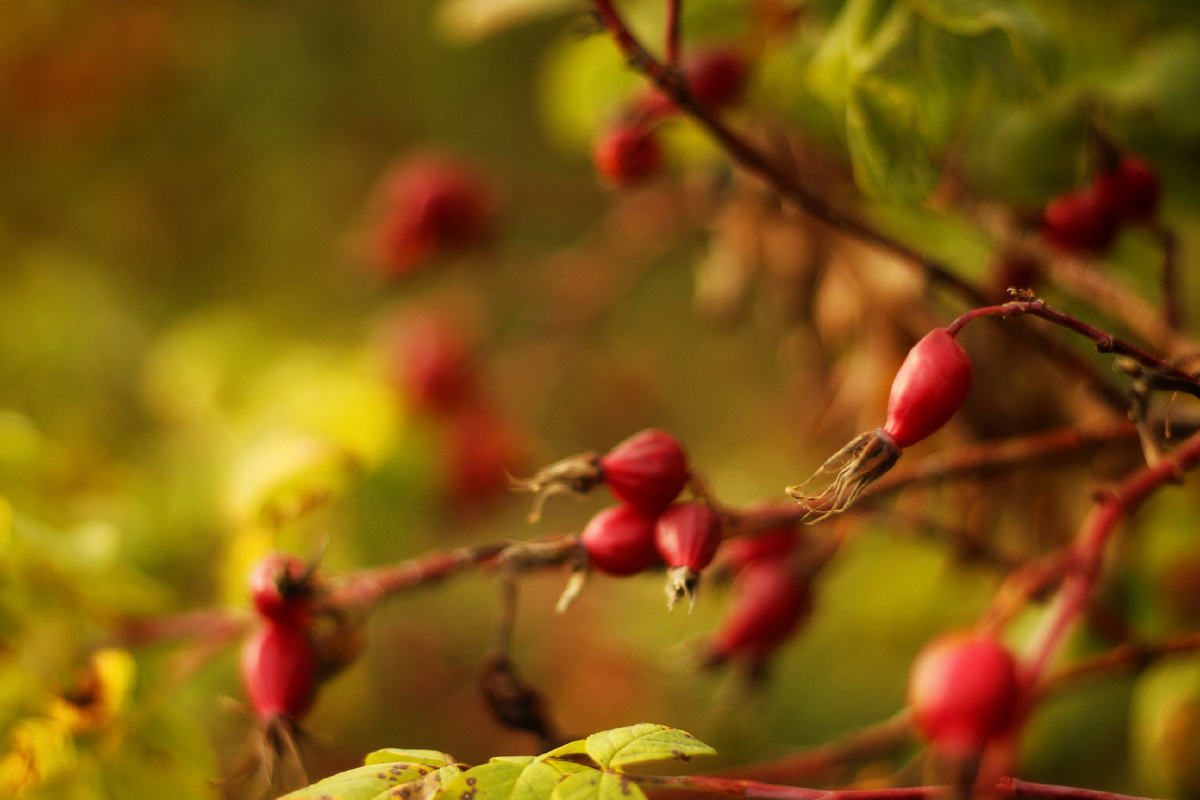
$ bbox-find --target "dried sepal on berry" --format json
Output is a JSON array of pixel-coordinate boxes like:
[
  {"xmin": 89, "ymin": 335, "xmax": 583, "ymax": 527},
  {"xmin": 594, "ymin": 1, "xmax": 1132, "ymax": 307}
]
[
  {"xmin": 510, "ymin": 429, "xmax": 688, "ymax": 522},
  {"xmin": 656, "ymin": 502, "xmax": 723, "ymax": 612},
  {"xmin": 788, "ymin": 328, "xmax": 971, "ymax": 522}
]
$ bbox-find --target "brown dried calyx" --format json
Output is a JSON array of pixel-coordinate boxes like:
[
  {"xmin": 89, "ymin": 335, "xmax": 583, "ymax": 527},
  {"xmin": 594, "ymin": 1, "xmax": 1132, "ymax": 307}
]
[{"xmin": 508, "ymin": 452, "xmax": 603, "ymax": 522}]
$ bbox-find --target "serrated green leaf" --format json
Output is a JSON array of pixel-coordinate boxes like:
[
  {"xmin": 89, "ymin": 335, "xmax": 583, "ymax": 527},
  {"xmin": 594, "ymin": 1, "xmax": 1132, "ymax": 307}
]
[
  {"xmin": 279, "ymin": 761, "xmax": 432, "ymax": 800},
  {"xmin": 583, "ymin": 724, "xmax": 716, "ymax": 770},
  {"xmin": 551, "ymin": 769, "xmax": 647, "ymax": 800},
  {"xmin": 442, "ymin": 758, "xmax": 574, "ymax": 800},
  {"xmin": 365, "ymin": 750, "xmax": 457, "ymax": 768}
]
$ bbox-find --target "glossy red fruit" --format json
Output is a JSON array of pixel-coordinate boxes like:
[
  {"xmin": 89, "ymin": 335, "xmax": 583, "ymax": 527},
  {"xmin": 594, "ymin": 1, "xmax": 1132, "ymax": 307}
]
[
  {"xmin": 600, "ymin": 429, "xmax": 689, "ymax": 516},
  {"xmin": 375, "ymin": 154, "xmax": 495, "ymax": 278},
  {"xmin": 708, "ymin": 561, "xmax": 810, "ymax": 665},
  {"xmin": 883, "ymin": 328, "xmax": 973, "ymax": 449},
  {"xmin": 1041, "ymin": 188, "xmax": 1118, "ymax": 255},
  {"xmin": 241, "ymin": 621, "xmax": 317, "ymax": 720},
  {"xmin": 580, "ymin": 503, "xmax": 660, "ymax": 576},
  {"xmin": 686, "ymin": 47, "xmax": 749, "ymax": 110},
  {"xmin": 248, "ymin": 552, "xmax": 312, "ymax": 624},
  {"xmin": 657, "ymin": 502, "xmax": 723, "ymax": 610},
  {"xmin": 383, "ymin": 309, "xmax": 477, "ymax": 414},
  {"xmin": 1092, "ymin": 155, "xmax": 1159, "ymax": 222},
  {"xmin": 592, "ymin": 124, "xmax": 664, "ymax": 188},
  {"xmin": 908, "ymin": 630, "xmax": 1020, "ymax": 755},
  {"xmin": 656, "ymin": 502, "xmax": 722, "ymax": 571}
]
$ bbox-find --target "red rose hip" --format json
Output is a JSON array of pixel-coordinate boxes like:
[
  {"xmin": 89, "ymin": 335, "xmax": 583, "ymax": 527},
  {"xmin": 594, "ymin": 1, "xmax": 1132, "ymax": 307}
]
[
  {"xmin": 707, "ymin": 560, "xmax": 810, "ymax": 671},
  {"xmin": 241, "ymin": 621, "xmax": 318, "ymax": 721},
  {"xmin": 1041, "ymin": 188, "xmax": 1117, "ymax": 255},
  {"xmin": 248, "ymin": 552, "xmax": 313, "ymax": 624},
  {"xmin": 883, "ymin": 327, "xmax": 973, "ymax": 449},
  {"xmin": 580, "ymin": 503, "xmax": 660, "ymax": 576},
  {"xmin": 1092, "ymin": 154, "xmax": 1159, "ymax": 222},
  {"xmin": 593, "ymin": 123, "xmax": 664, "ymax": 188},
  {"xmin": 907, "ymin": 630, "xmax": 1020, "ymax": 755},
  {"xmin": 655, "ymin": 501, "xmax": 723, "ymax": 610}
]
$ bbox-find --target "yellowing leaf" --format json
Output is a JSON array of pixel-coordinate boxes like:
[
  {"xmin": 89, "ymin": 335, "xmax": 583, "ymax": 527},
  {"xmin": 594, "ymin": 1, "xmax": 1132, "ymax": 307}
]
[
  {"xmin": 0, "ymin": 717, "xmax": 76, "ymax": 796},
  {"xmin": 48, "ymin": 648, "xmax": 136, "ymax": 735},
  {"xmin": 551, "ymin": 768, "xmax": 645, "ymax": 800},
  {"xmin": 279, "ymin": 761, "xmax": 437, "ymax": 800},
  {"xmin": 226, "ymin": 431, "xmax": 358, "ymax": 528},
  {"xmin": 365, "ymin": 749, "xmax": 457, "ymax": 768},
  {"xmin": 583, "ymin": 724, "xmax": 715, "ymax": 770},
  {"xmin": 441, "ymin": 758, "xmax": 575, "ymax": 800}
]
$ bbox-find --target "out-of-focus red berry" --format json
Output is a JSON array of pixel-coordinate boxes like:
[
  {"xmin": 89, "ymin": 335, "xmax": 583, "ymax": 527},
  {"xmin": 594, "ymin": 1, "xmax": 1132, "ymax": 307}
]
[
  {"xmin": 1092, "ymin": 155, "xmax": 1160, "ymax": 222},
  {"xmin": 382, "ymin": 309, "xmax": 478, "ymax": 415},
  {"xmin": 1041, "ymin": 188, "xmax": 1118, "ymax": 255},
  {"xmin": 241, "ymin": 621, "xmax": 317, "ymax": 721},
  {"xmin": 708, "ymin": 560, "xmax": 810, "ymax": 667},
  {"xmin": 443, "ymin": 405, "xmax": 526, "ymax": 512},
  {"xmin": 592, "ymin": 124, "xmax": 664, "ymax": 188},
  {"xmin": 686, "ymin": 47, "xmax": 749, "ymax": 110},
  {"xmin": 907, "ymin": 630, "xmax": 1020, "ymax": 755},
  {"xmin": 720, "ymin": 520, "xmax": 800, "ymax": 576},
  {"xmin": 374, "ymin": 153, "xmax": 496, "ymax": 278},
  {"xmin": 248, "ymin": 552, "xmax": 312, "ymax": 624}
]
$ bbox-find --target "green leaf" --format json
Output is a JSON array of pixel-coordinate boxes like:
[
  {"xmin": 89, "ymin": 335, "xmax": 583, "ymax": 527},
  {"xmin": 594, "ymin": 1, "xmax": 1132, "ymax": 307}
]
[
  {"xmin": 551, "ymin": 769, "xmax": 646, "ymax": 800},
  {"xmin": 583, "ymin": 724, "xmax": 716, "ymax": 770},
  {"xmin": 442, "ymin": 757, "xmax": 580, "ymax": 800},
  {"xmin": 906, "ymin": 0, "xmax": 1059, "ymax": 89},
  {"xmin": 279, "ymin": 761, "xmax": 441, "ymax": 800},
  {"xmin": 365, "ymin": 750, "xmax": 457, "ymax": 769},
  {"xmin": 537, "ymin": 740, "xmax": 589, "ymax": 761},
  {"xmin": 392, "ymin": 764, "xmax": 468, "ymax": 800}
]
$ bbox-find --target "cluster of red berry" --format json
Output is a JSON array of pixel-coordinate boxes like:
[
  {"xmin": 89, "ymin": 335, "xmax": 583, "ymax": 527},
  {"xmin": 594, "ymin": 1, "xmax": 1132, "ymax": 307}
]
[
  {"xmin": 1041, "ymin": 154, "xmax": 1160, "ymax": 256},
  {"xmin": 381, "ymin": 307, "xmax": 526, "ymax": 514},
  {"xmin": 591, "ymin": 47, "xmax": 749, "ymax": 188},
  {"xmin": 518, "ymin": 429, "xmax": 811, "ymax": 668}
]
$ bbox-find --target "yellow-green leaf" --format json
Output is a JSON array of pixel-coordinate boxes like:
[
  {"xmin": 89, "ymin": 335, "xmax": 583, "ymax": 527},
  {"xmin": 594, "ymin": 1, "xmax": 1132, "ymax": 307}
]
[
  {"xmin": 366, "ymin": 749, "xmax": 457, "ymax": 769},
  {"xmin": 583, "ymin": 724, "xmax": 716, "ymax": 770},
  {"xmin": 280, "ymin": 761, "xmax": 436, "ymax": 800}
]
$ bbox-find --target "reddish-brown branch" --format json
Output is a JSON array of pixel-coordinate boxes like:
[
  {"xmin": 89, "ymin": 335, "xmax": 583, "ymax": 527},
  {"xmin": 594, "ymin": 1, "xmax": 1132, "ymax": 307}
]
[
  {"xmin": 320, "ymin": 542, "xmax": 509, "ymax": 608},
  {"xmin": 665, "ymin": 0, "xmax": 682, "ymax": 65},
  {"xmin": 947, "ymin": 299, "xmax": 1200, "ymax": 397},
  {"xmin": 1045, "ymin": 632, "xmax": 1200, "ymax": 692}
]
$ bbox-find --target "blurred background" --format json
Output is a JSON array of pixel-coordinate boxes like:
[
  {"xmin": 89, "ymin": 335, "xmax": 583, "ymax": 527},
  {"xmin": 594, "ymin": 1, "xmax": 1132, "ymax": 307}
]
[{"xmin": 5, "ymin": 0, "xmax": 1200, "ymax": 797}]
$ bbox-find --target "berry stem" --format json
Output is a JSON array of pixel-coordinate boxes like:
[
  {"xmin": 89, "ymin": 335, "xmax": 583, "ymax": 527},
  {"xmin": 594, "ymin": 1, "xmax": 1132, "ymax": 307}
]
[
  {"xmin": 1151, "ymin": 222, "xmax": 1181, "ymax": 331},
  {"xmin": 318, "ymin": 542, "xmax": 510, "ymax": 608},
  {"xmin": 664, "ymin": 0, "xmax": 682, "ymax": 66},
  {"xmin": 946, "ymin": 299, "xmax": 1200, "ymax": 397},
  {"xmin": 1044, "ymin": 631, "xmax": 1200, "ymax": 692}
]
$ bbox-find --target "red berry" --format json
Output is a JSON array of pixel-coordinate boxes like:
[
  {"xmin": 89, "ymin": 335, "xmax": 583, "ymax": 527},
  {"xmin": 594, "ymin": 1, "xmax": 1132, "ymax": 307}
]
[
  {"xmin": 580, "ymin": 503, "xmax": 660, "ymax": 576},
  {"xmin": 883, "ymin": 328, "xmax": 973, "ymax": 449},
  {"xmin": 685, "ymin": 47, "xmax": 749, "ymax": 111},
  {"xmin": 599, "ymin": 429, "xmax": 689, "ymax": 516},
  {"xmin": 444, "ymin": 405, "xmax": 526, "ymax": 512},
  {"xmin": 708, "ymin": 561, "xmax": 810, "ymax": 666},
  {"xmin": 656, "ymin": 502, "xmax": 722, "ymax": 571},
  {"xmin": 383, "ymin": 309, "xmax": 478, "ymax": 414},
  {"xmin": 721, "ymin": 520, "xmax": 800, "ymax": 577},
  {"xmin": 375, "ymin": 153, "xmax": 495, "ymax": 278},
  {"xmin": 1092, "ymin": 155, "xmax": 1159, "ymax": 222},
  {"xmin": 248, "ymin": 552, "xmax": 312, "ymax": 624},
  {"xmin": 241, "ymin": 621, "xmax": 317, "ymax": 721},
  {"xmin": 1041, "ymin": 188, "xmax": 1118, "ymax": 255},
  {"xmin": 907, "ymin": 630, "xmax": 1020, "ymax": 755},
  {"xmin": 592, "ymin": 124, "xmax": 664, "ymax": 188}
]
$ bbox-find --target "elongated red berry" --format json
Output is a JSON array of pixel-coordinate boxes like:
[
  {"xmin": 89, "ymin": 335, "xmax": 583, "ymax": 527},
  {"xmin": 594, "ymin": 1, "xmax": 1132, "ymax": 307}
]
[
  {"xmin": 656, "ymin": 502, "xmax": 722, "ymax": 570},
  {"xmin": 600, "ymin": 429, "xmax": 689, "ymax": 515},
  {"xmin": 580, "ymin": 503, "xmax": 660, "ymax": 576},
  {"xmin": 883, "ymin": 328, "xmax": 972, "ymax": 449},
  {"xmin": 1092, "ymin": 155, "xmax": 1159, "ymax": 222},
  {"xmin": 593, "ymin": 123, "xmax": 663, "ymax": 188},
  {"xmin": 1041, "ymin": 188, "xmax": 1117, "ymax": 255},
  {"xmin": 908, "ymin": 630, "xmax": 1020, "ymax": 755},
  {"xmin": 656, "ymin": 502, "xmax": 723, "ymax": 610},
  {"xmin": 241, "ymin": 621, "xmax": 317, "ymax": 721},
  {"xmin": 708, "ymin": 561, "xmax": 810, "ymax": 667},
  {"xmin": 249, "ymin": 552, "xmax": 312, "ymax": 624}
]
